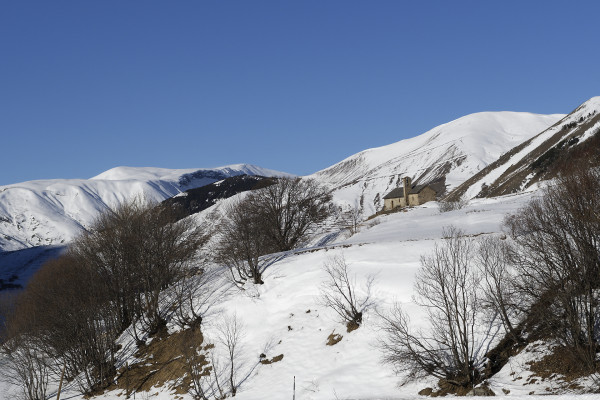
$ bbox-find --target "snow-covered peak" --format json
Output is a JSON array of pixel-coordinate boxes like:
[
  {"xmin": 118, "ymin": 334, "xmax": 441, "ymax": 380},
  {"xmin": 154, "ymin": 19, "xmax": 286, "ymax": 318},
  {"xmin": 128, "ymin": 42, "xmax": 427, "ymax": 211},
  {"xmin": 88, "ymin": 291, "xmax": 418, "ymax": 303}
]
[
  {"xmin": 0, "ymin": 164, "xmax": 291, "ymax": 251},
  {"xmin": 91, "ymin": 166, "xmax": 201, "ymax": 181},
  {"xmin": 446, "ymin": 97, "xmax": 600, "ymax": 200},
  {"xmin": 316, "ymin": 111, "xmax": 563, "ymax": 185},
  {"xmin": 91, "ymin": 163, "xmax": 293, "ymax": 183},
  {"xmin": 560, "ymin": 96, "xmax": 600, "ymax": 125},
  {"xmin": 311, "ymin": 111, "xmax": 563, "ymax": 215}
]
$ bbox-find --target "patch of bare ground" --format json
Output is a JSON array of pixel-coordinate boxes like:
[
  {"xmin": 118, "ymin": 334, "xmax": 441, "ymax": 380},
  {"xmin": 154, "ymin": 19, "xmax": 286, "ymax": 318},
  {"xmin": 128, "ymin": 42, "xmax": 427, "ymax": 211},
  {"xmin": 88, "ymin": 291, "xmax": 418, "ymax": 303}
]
[
  {"xmin": 346, "ymin": 320, "xmax": 359, "ymax": 333},
  {"xmin": 326, "ymin": 331, "xmax": 343, "ymax": 346},
  {"xmin": 102, "ymin": 326, "xmax": 208, "ymax": 397},
  {"xmin": 259, "ymin": 354, "xmax": 284, "ymax": 365},
  {"xmin": 419, "ymin": 380, "xmax": 495, "ymax": 397},
  {"xmin": 526, "ymin": 345, "xmax": 594, "ymax": 390}
]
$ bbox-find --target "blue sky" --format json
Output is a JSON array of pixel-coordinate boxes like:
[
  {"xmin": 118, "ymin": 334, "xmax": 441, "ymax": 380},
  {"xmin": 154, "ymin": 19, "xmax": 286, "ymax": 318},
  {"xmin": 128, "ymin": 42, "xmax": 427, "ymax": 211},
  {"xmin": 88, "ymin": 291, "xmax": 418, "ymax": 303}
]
[{"xmin": 1, "ymin": 1, "xmax": 598, "ymax": 185}]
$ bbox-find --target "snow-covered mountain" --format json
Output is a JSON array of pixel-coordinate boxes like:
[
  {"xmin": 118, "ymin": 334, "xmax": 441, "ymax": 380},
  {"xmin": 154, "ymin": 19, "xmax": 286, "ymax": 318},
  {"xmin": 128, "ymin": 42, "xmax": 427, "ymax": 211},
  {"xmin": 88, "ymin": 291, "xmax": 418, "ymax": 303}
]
[
  {"xmin": 4, "ymin": 102, "xmax": 600, "ymax": 400},
  {"xmin": 447, "ymin": 96, "xmax": 600, "ymax": 200},
  {"xmin": 310, "ymin": 111, "xmax": 563, "ymax": 215},
  {"xmin": 0, "ymin": 164, "xmax": 291, "ymax": 252}
]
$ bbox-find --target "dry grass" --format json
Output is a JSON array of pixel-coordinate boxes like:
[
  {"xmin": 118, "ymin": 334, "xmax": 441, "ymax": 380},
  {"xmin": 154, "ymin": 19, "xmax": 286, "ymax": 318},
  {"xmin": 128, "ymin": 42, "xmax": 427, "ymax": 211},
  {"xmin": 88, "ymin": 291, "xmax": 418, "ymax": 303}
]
[
  {"xmin": 326, "ymin": 331, "xmax": 343, "ymax": 346},
  {"xmin": 260, "ymin": 354, "xmax": 284, "ymax": 365},
  {"xmin": 103, "ymin": 326, "xmax": 208, "ymax": 397},
  {"xmin": 346, "ymin": 320, "xmax": 359, "ymax": 332},
  {"xmin": 527, "ymin": 345, "xmax": 592, "ymax": 387}
]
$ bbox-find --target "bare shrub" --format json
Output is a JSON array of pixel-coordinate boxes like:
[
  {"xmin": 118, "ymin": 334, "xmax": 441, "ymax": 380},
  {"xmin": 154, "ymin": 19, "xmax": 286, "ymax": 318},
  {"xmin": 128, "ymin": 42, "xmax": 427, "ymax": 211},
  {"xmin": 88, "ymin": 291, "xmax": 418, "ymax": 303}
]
[
  {"xmin": 177, "ymin": 316, "xmax": 247, "ymax": 399},
  {"xmin": 320, "ymin": 254, "xmax": 375, "ymax": 331},
  {"xmin": 438, "ymin": 198, "xmax": 468, "ymax": 213},
  {"xmin": 380, "ymin": 227, "xmax": 487, "ymax": 387},
  {"xmin": 172, "ymin": 267, "xmax": 230, "ymax": 329},
  {"xmin": 179, "ymin": 328, "xmax": 212, "ymax": 400}
]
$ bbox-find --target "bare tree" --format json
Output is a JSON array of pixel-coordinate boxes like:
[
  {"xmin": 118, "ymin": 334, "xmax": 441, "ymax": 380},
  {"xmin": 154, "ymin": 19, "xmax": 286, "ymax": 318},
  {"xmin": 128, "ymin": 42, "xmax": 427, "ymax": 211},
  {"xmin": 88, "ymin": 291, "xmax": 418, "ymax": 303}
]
[
  {"xmin": 0, "ymin": 290, "xmax": 18, "ymax": 342},
  {"xmin": 246, "ymin": 178, "xmax": 333, "ymax": 252},
  {"xmin": 215, "ymin": 178, "xmax": 331, "ymax": 286},
  {"xmin": 135, "ymin": 203, "xmax": 206, "ymax": 333},
  {"xmin": 3, "ymin": 254, "xmax": 120, "ymax": 394},
  {"xmin": 1, "ymin": 199, "xmax": 206, "ymax": 395},
  {"xmin": 0, "ymin": 335, "xmax": 51, "ymax": 400},
  {"xmin": 172, "ymin": 267, "xmax": 230, "ymax": 329},
  {"xmin": 70, "ymin": 198, "xmax": 205, "ymax": 335},
  {"xmin": 69, "ymin": 199, "xmax": 145, "ymax": 332},
  {"xmin": 320, "ymin": 254, "xmax": 375, "ymax": 331},
  {"xmin": 504, "ymin": 165, "xmax": 600, "ymax": 372},
  {"xmin": 347, "ymin": 204, "xmax": 362, "ymax": 235},
  {"xmin": 215, "ymin": 198, "xmax": 271, "ymax": 285},
  {"xmin": 476, "ymin": 236, "xmax": 523, "ymax": 343},
  {"xmin": 380, "ymin": 227, "xmax": 487, "ymax": 387},
  {"xmin": 216, "ymin": 313, "xmax": 246, "ymax": 397},
  {"xmin": 334, "ymin": 204, "xmax": 362, "ymax": 235}
]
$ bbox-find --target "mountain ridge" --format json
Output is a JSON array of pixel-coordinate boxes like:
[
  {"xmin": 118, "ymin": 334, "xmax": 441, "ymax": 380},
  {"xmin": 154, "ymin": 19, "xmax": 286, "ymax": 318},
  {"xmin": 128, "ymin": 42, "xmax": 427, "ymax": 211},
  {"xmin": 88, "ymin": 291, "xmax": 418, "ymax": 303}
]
[
  {"xmin": 446, "ymin": 96, "xmax": 600, "ymax": 201},
  {"xmin": 311, "ymin": 110, "xmax": 563, "ymax": 216},
  {"xmin": 0, "ymin": 164, "xmax": 291, "ymax": 252}
]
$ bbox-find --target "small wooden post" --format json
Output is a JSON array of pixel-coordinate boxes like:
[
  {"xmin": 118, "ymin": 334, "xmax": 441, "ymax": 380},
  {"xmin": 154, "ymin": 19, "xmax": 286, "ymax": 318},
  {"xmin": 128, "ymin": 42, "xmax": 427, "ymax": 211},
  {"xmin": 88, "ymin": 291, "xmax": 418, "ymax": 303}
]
[
  {"xmin": 125, "ymin": 362, "xmax": 130, "ymax": 399},
  {"xmin": 56, "ymin": 363, "xmax": 65, "ymax": 400},
  {"xmin": 293, "ymin": 376, "xmax": 296, "ymax": 400}
]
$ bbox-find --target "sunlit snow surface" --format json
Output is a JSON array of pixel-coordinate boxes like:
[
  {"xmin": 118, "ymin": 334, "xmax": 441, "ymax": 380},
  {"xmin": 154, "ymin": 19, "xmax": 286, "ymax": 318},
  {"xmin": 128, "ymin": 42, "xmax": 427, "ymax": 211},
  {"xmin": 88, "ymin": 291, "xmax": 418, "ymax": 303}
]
[
  {"xmin": 0, "ymin": 164, "xmax": 291, "ymax": 251},
  {"xmin": 7, "ymin": 187, "xmax": 594, "ymax": 400},
  {"xmin": 2, "ymin": 110, "xmax": 587, "ymax": 399},
  {"xmin": 311, "ymin": 111, "xmax": 562, "ymax": 216}
]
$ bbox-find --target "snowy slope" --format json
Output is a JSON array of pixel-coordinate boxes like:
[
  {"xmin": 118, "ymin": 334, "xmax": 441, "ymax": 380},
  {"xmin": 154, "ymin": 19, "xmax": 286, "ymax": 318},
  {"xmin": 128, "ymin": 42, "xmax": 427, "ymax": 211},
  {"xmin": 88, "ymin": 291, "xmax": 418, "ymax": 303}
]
[
  {"xmin": 3, "ymin": 107, "xmax": 597, "ymax": 399},
  {"xmin": 311, "ymin": 112, "xmax": 562, "ymax": 216},
  {"xmin": 0, "ymin": 164, "xmax": 291, "ymax": 252},
  {"xmin": 447, "ymin": 97, "xmax": 600, "ymax": 200},
  {"xmin": 27, "ymin": 187, "xmax": 599, "ymax": 400},
  {"xmin": 0, "ymin": 245, "xmax": 64, "ymax": 290}
]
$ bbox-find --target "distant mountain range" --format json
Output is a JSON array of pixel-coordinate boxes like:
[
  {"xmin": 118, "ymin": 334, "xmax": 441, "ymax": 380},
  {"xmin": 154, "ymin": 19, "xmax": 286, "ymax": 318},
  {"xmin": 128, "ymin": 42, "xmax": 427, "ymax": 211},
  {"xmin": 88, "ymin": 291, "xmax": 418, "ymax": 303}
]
[
  {"xmin": 4, "ymin": 97, "xmax": 600, "ymax": 289},
  {"xmin": 0, "ymin": 164, "xmax": 290, "ymax": 252}
]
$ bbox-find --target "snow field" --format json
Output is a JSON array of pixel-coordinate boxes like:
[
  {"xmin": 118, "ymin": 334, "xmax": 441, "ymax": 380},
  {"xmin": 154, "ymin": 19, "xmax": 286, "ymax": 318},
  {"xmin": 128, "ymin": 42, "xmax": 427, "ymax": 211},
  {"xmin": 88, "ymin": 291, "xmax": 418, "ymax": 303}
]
[{"xmin": 97, "ymin": 190, "xmax": 543, "ymax": 399}]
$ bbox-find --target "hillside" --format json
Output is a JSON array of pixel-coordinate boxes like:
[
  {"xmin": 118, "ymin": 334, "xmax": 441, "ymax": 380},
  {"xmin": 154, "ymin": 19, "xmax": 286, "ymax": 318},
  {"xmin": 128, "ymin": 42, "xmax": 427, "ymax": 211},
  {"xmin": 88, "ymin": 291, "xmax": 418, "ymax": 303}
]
[
  {"xmin": 162, "ymin": 174, "xmax": 278, "ymax": 219},
  {"xmin": 447, "ymin": 97, "xmax": 600, "ymax": 201},
  {"xmin": 0, "ymin": 164, "xmax": 290, "ymax": 252},
  {"xmin": 311, "ymin": 111, "xmax": 562, "ymax": 216},
  {"xmin": 4, "ymin": 105, "xmax": 597, "ymax": 400},
  {"xmin": 11, "ymin": 188, "xmax": 597, "ymax": 400},
  {"xmin": 0, "ymin": 112, "xmax": 563, "ymax": 253}
]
